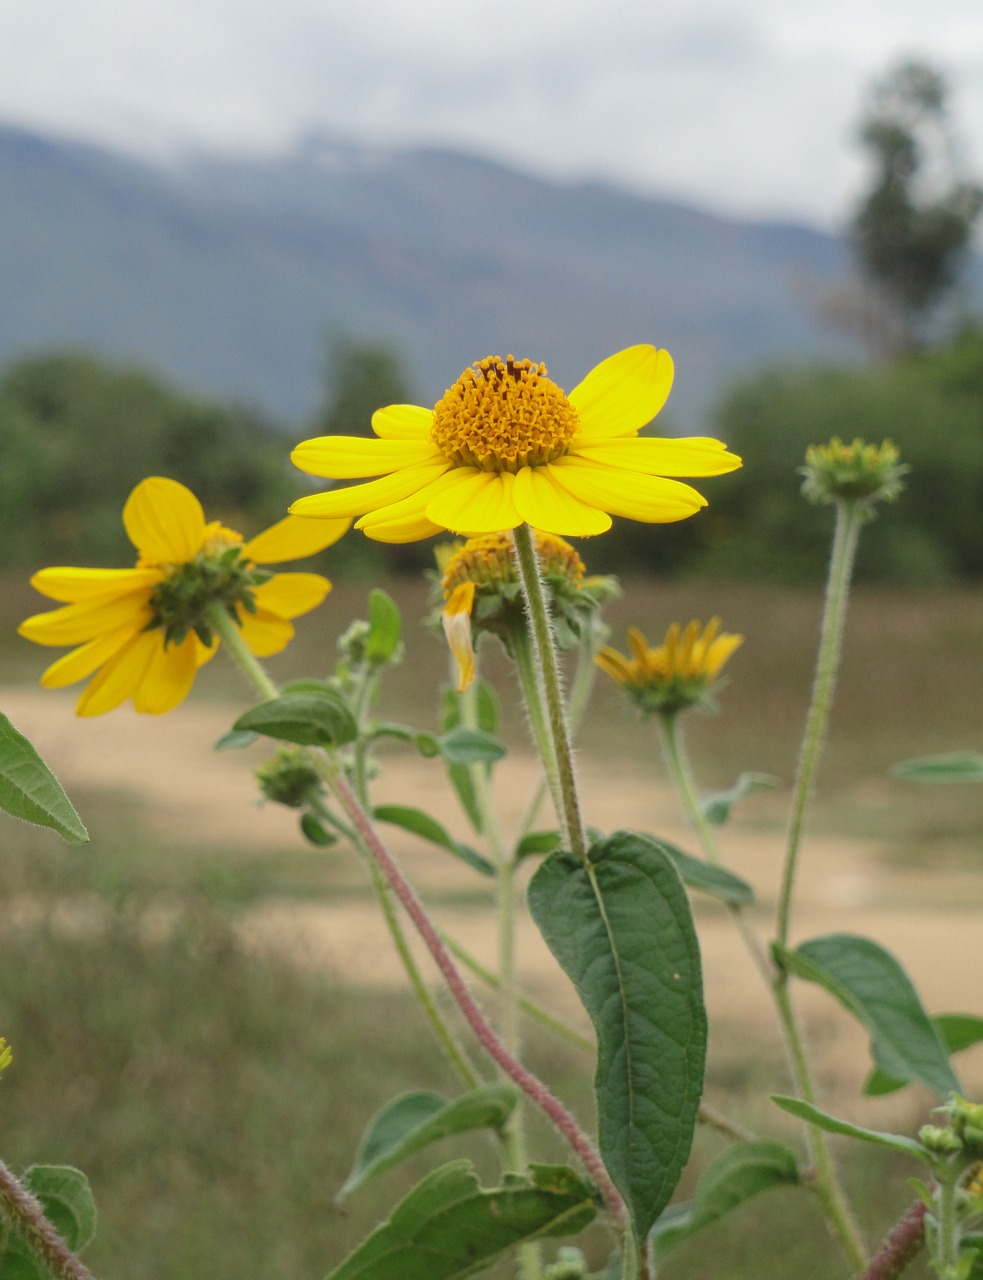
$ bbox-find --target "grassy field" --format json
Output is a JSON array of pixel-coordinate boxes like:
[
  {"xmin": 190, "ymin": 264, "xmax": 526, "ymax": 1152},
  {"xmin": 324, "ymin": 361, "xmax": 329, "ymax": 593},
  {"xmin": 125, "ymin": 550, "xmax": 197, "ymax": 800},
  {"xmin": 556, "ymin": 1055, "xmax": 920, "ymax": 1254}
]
[{"xmin": 2, "ymin": 569, "xmax": 981, "ymax": 1278}]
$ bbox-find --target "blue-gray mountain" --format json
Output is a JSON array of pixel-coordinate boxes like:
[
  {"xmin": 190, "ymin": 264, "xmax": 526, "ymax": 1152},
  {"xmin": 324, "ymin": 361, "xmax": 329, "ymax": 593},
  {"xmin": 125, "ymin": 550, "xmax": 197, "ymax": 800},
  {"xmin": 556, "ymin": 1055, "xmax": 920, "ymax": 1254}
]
[{"xmin": 0, "ymin": 124, "xmax": 868, "ymax": 430}]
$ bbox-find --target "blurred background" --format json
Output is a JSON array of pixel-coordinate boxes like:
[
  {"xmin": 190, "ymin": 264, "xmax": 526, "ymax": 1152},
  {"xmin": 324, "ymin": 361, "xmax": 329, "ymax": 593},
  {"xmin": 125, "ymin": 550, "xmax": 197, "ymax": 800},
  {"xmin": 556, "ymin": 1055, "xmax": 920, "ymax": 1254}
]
[{"xmin": 1, "ymin": 2, "xmax": 982, "ymax": 1276}]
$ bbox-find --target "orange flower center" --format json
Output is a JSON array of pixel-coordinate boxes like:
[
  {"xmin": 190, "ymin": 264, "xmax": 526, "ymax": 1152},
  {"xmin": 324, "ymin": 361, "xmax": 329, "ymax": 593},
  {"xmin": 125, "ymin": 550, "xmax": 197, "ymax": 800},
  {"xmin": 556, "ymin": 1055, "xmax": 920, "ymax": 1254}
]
[{"xmin": 430, "ymin": 356, "xmax": 579, "ymax": 472}]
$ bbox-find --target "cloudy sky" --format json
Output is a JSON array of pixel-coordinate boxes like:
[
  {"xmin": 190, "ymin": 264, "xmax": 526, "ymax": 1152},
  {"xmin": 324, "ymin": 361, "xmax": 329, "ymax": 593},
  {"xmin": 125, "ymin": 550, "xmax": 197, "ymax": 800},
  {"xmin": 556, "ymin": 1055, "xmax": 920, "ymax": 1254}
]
[{"xmin": 1, "ymin": 0, "xmax": 981, "ymax": 228}]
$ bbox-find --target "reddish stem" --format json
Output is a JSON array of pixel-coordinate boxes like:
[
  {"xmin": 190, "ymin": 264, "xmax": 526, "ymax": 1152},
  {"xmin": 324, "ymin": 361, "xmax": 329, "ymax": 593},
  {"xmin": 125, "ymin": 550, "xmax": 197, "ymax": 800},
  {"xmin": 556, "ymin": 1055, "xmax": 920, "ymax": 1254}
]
[
  {"xmin": 859, "ymin": 1198, "xmax": 928, "ymax": 1280},
  {"xmin": 329, "ymin": 771, "xmax": 627, "ymax": 1229},
  {"xmin": 0, "ymin": 1160, "xmax": 97, "ymax": 1280}
]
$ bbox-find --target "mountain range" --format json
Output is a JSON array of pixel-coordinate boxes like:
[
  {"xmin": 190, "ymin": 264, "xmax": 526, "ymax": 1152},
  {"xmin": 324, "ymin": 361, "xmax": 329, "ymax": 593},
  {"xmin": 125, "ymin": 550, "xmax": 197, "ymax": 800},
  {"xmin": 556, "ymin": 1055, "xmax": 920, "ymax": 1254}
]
[{"xmin": 0, "ymin": 123, "xmax": 880, "ymax": 430}]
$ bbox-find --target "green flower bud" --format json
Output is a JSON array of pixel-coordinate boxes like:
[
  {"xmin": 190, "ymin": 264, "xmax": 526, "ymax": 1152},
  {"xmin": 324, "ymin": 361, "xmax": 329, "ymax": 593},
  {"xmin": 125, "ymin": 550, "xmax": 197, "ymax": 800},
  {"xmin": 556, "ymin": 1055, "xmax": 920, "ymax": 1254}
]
[
  {"xmin": 256, "ymin": 747, "xmax": 322, "ymax": 809},
  {"xmin": 800, "ymin": 438, "xmax": 907, "ymax": 509}
]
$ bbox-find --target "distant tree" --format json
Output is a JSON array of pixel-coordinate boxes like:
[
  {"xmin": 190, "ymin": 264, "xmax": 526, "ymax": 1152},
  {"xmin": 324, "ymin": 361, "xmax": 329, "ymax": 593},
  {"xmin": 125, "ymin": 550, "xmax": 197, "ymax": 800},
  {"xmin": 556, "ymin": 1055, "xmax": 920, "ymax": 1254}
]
[
  {"xmin": 0, "ymin": 351, "xmax": 294, "ymax": 566},
  {"xmin": 316, "ymin": 333, "xmax": 414, "ymax": 438},
  {"xmin": 849, "ymin": 59, "xmax": 982, "ymax": 357}
]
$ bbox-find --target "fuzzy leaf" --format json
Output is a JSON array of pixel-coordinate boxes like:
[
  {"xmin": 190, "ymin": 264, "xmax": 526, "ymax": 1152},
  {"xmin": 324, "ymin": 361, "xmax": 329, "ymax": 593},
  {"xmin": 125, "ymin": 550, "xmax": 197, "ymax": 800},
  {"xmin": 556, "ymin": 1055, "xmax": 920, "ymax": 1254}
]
[
  {"xmin": 771, "ymin": 1097, "xmax": 927, "ymax": 1160},
  {"xmin": 528, "ymin": 831, "xmax": 707, "ymax": 1240},
  {"xmin": 649, "ymin": 1140, "xmax": 799, "ymax": 1258},
  {"xmin": 699, "ymin": 773, "xmax": 779, "ymax": 826},
  {"xmin": 325, "ymin": 1161, "xmax": 597, "ymax": 1279},
  {"xmin": 339, "ymin": 1086, "xmax": 518, "ymax": 1198},
  {"xmin": 366, "ymin": 590, "xmax": 402, "ymax": 664},
  {"xmin": 891, "ymin": 753, "xmax": 983, "ymax": 784},
  {"xmin": 656, "ymin": 839, "xmax": 755, "ymax": 906},
  {"xmin": 777, "ymin": 934, "xmax": 959, "ymax": 1100},
  {"xmin": 0, "ymin": 713, "xmax": 88, "ymax": 843},
  {"xmin": 233, "ymin": 690, "xmax": 357, "ymax": 749},
  {"xmin": 373, "ymin": 806, "xmax": 494, "ymax": 876},
  {"xmin": 864, "ymin": 1013, "xmax": 983, "ymax": 1096}
]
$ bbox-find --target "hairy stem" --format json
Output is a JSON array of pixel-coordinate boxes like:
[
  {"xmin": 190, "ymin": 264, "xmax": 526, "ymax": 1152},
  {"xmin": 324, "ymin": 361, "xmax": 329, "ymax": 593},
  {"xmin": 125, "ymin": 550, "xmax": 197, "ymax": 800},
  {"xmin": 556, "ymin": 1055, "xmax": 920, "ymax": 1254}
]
[
  {"xmin": 324, "ymin": 766, "xmax": 627, "ymax": 1229},
  {"xmin": 0, "ymin": 1160, "xmax": 96, "ymax": 1280},
  {"xmin": 511, "ymin": 524, "xmax": 588, "ymax": 860}
]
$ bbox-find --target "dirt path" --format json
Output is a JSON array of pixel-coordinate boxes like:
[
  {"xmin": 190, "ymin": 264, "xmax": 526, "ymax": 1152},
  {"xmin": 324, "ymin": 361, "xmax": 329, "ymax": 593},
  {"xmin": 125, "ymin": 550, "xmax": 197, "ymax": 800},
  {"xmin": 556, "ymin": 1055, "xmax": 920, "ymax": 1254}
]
[{"xmin": 5, "ymin": 685, "xmax": 982, "ymax": 1099}]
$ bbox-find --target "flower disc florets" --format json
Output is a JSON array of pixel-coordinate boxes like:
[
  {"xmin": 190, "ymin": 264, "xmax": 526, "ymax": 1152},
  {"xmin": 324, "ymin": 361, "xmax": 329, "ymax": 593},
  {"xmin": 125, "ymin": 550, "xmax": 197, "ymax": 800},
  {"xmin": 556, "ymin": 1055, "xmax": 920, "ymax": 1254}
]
[
  {"xmin": 800, "ymin": 438, "xmax": 907, "ymax": 509},
  {"xmin": 143, "ymin": 523, "xmax": 273, "ymax": 648},
  {"xmin": 429, "ymin": 356, "xmax": 580, "ymax": 472}
]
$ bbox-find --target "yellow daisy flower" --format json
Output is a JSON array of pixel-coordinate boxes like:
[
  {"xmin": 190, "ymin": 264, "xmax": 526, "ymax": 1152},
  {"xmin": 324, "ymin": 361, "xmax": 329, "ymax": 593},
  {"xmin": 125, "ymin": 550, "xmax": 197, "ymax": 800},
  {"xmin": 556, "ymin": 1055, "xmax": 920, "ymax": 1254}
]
[
  {"xmin": 19, "ymin": 477, "xmax": 350, "ymax": 717},
  {"xmin": 596, "ymin": 618, "xmax": 743, "ymax": 716},
  {"xmin": 289, "ymin": 345, "xmax": 741, "ymax": 542}
]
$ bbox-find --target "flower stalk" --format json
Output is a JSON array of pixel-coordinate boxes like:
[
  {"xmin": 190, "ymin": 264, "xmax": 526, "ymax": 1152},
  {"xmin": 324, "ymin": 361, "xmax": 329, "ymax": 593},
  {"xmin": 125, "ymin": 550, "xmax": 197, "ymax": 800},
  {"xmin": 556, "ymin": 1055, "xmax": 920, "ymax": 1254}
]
[
  {"xmin": 510, "ymin": 524, "xmax": 588, "ymax": 860},
  {"xmin": 0, "ymin": 1160, "xmax": 96, "ymax": 1280}
]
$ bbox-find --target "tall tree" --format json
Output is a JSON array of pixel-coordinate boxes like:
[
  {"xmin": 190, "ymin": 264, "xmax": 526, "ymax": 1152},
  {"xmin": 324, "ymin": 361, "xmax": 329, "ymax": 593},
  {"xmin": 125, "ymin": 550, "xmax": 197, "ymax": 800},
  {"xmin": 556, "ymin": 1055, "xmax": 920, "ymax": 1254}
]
[{"xmin": 850, "ymin": 60, "xmax": 982, "ymax": 357}]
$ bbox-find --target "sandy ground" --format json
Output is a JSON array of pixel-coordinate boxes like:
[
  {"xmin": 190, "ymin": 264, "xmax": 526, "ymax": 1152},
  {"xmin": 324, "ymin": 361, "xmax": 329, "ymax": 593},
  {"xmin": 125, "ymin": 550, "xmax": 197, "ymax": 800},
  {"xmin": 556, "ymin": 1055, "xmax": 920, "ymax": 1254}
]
[{"xmin": 5, "ymin": 685, "xmax": 982, "ymax": 1103}]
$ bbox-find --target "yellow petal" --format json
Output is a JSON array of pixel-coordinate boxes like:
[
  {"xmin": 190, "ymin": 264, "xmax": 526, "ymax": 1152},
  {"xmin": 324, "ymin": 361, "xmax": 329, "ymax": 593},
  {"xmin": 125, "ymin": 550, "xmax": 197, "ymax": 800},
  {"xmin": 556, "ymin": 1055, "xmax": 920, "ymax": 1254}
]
[
  {"xmin": 39, "ymin": 624, "xmax": 144, "ymax": 689},
  {"xmin": 237, "ymin": 609, "xmax": 296, "ymax": 657},
  {"xmin": 195, "ymin": 636, "xmax": 219, "ymax": 669},
  {"xmin": 593, "ymin": 647, "xmax": 634, "ymax": 685},
  {"xmin": 568, "ymin": 346, "xmax": 674, "ymax": 440},
  {"xmin": 291, "ymin": 435, "xmax": 442, "ymax": 479},
  {"xmin": 242, "ymin": 514, "xmax": 350, "ymax": 563},
  {"xmin": 123, "ymin": 477, "xmax": 207, "ymax": 563},
  {"xmin": 425, "ymin": 470, "xmax": 521, "ymax": 535},
  {"xmin": 627, "ymin": 627, "xmax": 652, "ymax": 665},
  {"xmin": 355, "ymin": 471, "xmax": 465, "ymax": 542},
  {"xmin": 19, "ymin": 593, "xmax": 153, "ymax": 647},
  {"xmin": 370, "ymin": 404, "xmax": 434, "ymax": 439},
  {"xmin": 548, "ymin": 457, "xmax": 706, "ymax": 523},
  {"xmin": 290, "ymin": 461, "xmax": 452, "ymax": 520},
  {"xmin": 442, "ymin": 581, "xmax": 476, "ymax": 693},
  {"xmin": 252, "ymin": 572, "xmax": 331, "ymax": 620},
  {"xmin": 512, "ymin": 465, "xmax": 612, "ymax": 537},
  {"xmin": 132, "ymin": 635, "xmax": 199, "ymax": 714},
  {"xmin": 571, "ymin": 436, "xmax": 742, "ymax": 477},
  {"xmin": 29, "ymin": 567, "xmax": 161, "ymax": 604},
  {"xmin": 75, "ymin": 630, "xmax": 160, "ymax": 717}
]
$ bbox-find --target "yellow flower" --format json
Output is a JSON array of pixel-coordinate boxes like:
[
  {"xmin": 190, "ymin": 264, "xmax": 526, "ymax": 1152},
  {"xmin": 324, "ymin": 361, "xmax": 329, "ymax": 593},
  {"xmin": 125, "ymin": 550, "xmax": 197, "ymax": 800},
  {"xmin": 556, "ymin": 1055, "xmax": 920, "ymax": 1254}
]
[
  {"xmin": 0, "ymin": 1038, "xmax": 11, "ymax": 1074},
  {"xmin": 596, "ymin": 618, "xmax": 743, "ymax": 716},
  {"xmin": 19, "ymin": 477, "xmax": 350, "ymax": 717},
  {"xmin": 290, "ymin": 346, "xmax": 741, "ymax": 542}
]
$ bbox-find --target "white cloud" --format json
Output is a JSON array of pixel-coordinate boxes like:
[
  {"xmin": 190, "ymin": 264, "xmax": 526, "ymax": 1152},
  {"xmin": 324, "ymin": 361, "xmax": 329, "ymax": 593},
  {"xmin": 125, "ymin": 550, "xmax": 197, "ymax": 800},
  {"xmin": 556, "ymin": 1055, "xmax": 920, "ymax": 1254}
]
[{"xmin": 0, "ymin": 0, "xmax": 980, "ymax": 225}]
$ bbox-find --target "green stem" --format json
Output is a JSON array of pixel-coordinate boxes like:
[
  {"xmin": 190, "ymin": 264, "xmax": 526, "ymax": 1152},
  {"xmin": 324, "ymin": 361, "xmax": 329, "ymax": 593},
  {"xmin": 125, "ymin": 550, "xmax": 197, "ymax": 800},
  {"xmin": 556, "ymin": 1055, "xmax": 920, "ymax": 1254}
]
[
  {"xmin": 776, "ymin": 498, "xmax": 865, "ymax": 946},
  {"xmin": 934, "ymin": 1167, "xmax": 962, "ymax": 1278},
  {"xmin": 511, "ymin": 525, "xmax": 588, "ymax": 860},
  {"xmin": 658, "ymin": 712, "xmax": 773, "ymax": 984},
  {"xmin": 767, "ymin": 499, "xmax": 868, "ymax": 1268},
  {"xmin": 208, "ymin": 602, "xmax": 479, "ymax": 1089},
  {"xmin": 773, "ymin": 980, "xmax": 868, "ymax": 1269}
]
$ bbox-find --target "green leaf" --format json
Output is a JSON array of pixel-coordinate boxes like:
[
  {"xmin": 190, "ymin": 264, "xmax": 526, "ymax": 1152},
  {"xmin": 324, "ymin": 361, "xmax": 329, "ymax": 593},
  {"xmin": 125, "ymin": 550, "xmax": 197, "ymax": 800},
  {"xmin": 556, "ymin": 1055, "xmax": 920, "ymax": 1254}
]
[
  {"xmin": 233, "ymin": 691, "xmax": 357, "ymax": 749},
  {"xmin": 366, "ymin": 590, "xmax": 403, "ymax": 664},
  {"xmin": 770, "ymin": 1096, "xmax": 928, "ymax": 1160},
  {"xmin": 0, "ymin": 1164, "xmax": 98, "ymax": 1278},
  {"xmin": 777, "ymin": 934, "xmax": 960, "ymax": 1100},
  {"xmin": 0, "ymin": 713, "xmax": 88, "ymax": 844},
  {"xmin": 528, "ymin": 831, "xmax": 707, "ymax": 1239},
  {"xmin": 23, "ymin": 1165, "xmax": 97, "ymax": 1253},
  {"xmin": 214, "ymin": 729, "xmax": 259, "ymax": 751},
  {"xmin": 300, "ymin": 812, "xmax": 337, "ymax": 847},
  {"xmin": 864, "ymin": 1013, "xmax": 983, "ymax": 1096},
  {"xmin": 325, "ymin": 1160, "xmax": 597, "ymax": 1279},
  {"xmin": 437, "ymin": 727, "xmax": 507, "ymax": 767},
  {"xmin": 339, "ymin": 1086, "xmax": 519, "ymax": 1199},
  {"xmin": 412, "ymin": 732, "xmax": 441, "ymax": 759},
  {"xmin": 373, "ymin": 806, "xmax": 495, "ymax": 877},
  {"xmin": 649, "ymin": 1140, "xmax": 799, "ymax": 1259},
  {"xmin": 699, "ymin": 773, "xmax": 779, "ymax": 826},
  {"xmin": 655, "ymin": 839, "xmax": 755, "ymax": 906},
  {"xmin": 891, "ymin": 752, "xmax": 983, "ymax": 784},
  {"xmin": 515, "ymin": 831, "xmax": 563, "ymax": 861}
]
